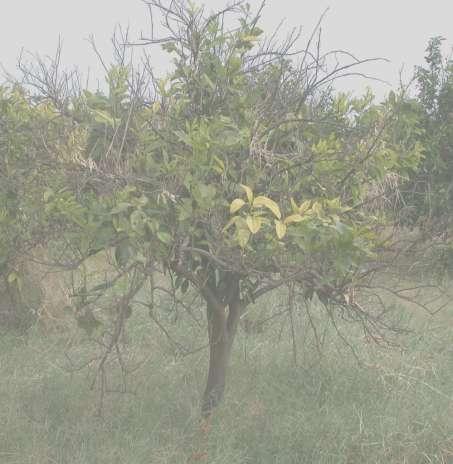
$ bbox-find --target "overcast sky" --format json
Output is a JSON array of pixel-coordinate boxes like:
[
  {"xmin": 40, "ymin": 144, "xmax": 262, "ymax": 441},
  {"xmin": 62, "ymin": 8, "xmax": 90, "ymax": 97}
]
[{"xmin": 1, "ymin": 0, "xmax": 452, "ymax": 100}]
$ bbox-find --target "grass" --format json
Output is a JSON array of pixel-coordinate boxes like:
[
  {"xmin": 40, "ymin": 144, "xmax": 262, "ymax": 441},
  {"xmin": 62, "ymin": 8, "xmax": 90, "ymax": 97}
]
[{"xmin": 0, "ymin": 288, "xmax": 452, "ymax": 463}]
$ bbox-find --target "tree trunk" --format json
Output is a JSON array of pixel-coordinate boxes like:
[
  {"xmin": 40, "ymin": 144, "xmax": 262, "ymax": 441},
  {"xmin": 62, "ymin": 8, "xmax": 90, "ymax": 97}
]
[{"xmin": 201, "ymin": 280, "xmax": 241, "ymax": 417}]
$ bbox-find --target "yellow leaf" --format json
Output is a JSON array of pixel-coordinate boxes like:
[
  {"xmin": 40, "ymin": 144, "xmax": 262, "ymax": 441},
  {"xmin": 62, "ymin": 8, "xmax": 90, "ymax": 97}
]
[
  {"xmin": 253, "ymin": 196, "xmax": 282, "ymax": 219},
  {"xmin": 311, "ymin": 202, "xmax": 322, "ymax": 216},
  {"xmin": 242, "ymin": 35, "xmax": 259, "ymax": 43},
  {"xmin": 230, "ymin": 198, "xmax": 246, "ymax": 214},
  {"xmin": 240, "ymin": 184, "xmax": 254, "ymax": 203},
  {"xmin": 152, "ymin": 101, "xmax": 161, "ymax": 113},
  {"xmin": 290, "ymin": 197, "xmax": 298, "ymax": 213},
  {"xmin": 275, "ymin": 220, "xmax": 287, "ymax": 239},
  {"xmin": 298, "ymin": 200, "xmax": 311, "ymax": 214},
  {"xmin": 246, "ymin": 215, "xmax": 262, "ymax": 234},
  {"xmin": 284, "ymin": 214, "xmax": 304, "ymax": 225}
]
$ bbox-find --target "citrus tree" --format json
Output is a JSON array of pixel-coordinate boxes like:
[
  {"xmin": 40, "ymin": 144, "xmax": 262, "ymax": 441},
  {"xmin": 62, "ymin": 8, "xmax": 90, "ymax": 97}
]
[{"xmin": 5, "ymin": 1, "xmax": 422, "ymax": 414}]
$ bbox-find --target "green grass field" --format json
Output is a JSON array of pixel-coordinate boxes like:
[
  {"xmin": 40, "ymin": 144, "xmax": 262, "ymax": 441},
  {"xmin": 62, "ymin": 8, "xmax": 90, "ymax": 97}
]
[{"xmin": 0, "ymin": 288, "xmax": 452, "ymax": 464}]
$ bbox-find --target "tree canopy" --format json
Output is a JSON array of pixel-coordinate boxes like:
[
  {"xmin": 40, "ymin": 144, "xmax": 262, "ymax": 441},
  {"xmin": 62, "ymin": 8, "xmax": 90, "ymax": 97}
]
[{"xmin": 0, "ymin": 0, "xmax": 450, "ymax": 414}]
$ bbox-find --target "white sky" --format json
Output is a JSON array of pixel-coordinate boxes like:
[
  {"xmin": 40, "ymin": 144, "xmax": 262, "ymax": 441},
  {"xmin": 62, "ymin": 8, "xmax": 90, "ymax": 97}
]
[{"xmin": 1, "ymin": 0, "xmax": 452, "ymax": 101}]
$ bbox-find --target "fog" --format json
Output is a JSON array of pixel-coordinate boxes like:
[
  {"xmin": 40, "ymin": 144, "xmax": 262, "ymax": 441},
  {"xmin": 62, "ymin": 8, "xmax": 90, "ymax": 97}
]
[{"xmin": 1, "ymin": 0, "xmax": 452, "ymax": 100}]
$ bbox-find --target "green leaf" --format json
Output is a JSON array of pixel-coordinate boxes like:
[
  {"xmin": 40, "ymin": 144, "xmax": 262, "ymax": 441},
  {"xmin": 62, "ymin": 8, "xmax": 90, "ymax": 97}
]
[
  {"xmin": 197, "ymin": 183, "xmax": 216, "ymax": 201},
  {"xmin": 93, "ymin": 109, "xmax": 116, "ymax": 127},
  {"xmin": 222, "ymin": 215, "xmax": 241, "ymax": 232},
  {"xmin": 181, "ymin": 279, "xmax": 190, "ymax": 294},
  {"xmin": 90, "ymin": 280, "xmax": 115, "ymax": 293},
  {"xmin": 130, "ymin": 210, "xmax": 147, "ymax": 233},
  {"xmin": 157, "ymin": 231, "xmax": 172, "ymax": 245},
  {"xmin": 177, "ymin": 199, "xmax": 193, "ymax": 221},
  {"xmin": 230, "ymin": 198, "xmax": 246, "ymax": 214},
  {"xmin": 253, "ymin": 196, "xmax": 282, "ymax": 219},
  {"xmin": 7, "ymin": 271, "xmax": 18, "ymax": 284},
  {"xmin": 111, "ymin": 202, "xmax": 132, "ymax": 214},
  {"xmin": 213, "ymin": 155, "xmax": 225, "ymax": 174},
  {"xmin": 77, "ymin": 311, "xmax": 102, "ymax": 336},
  {"xmin": 203, "ymin": 73, "xmax": 216, "ymax": 90},
  {"xmin": 115, "ymin": 242, "xmax": 130, "ymax": 268},
  {"xmin": 237, "ymin": 228, "xmax": 251, "ymax": 248}
]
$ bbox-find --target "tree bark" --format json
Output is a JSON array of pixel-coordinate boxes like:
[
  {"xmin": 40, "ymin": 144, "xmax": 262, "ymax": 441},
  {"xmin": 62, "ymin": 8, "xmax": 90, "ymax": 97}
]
[{"xmin": 201, "ymin": 279, "xmax": 241, "ymax": 417}]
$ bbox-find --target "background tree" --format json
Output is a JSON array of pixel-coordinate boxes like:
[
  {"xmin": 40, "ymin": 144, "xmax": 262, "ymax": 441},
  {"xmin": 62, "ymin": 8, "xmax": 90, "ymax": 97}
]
[
  {"xmin": 400, "ymin": 37, "xmax": 453, "ymax": 229},
  {"xmin": 0, "ymin": 82, "xmax": 81, "ymax": 330}
]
